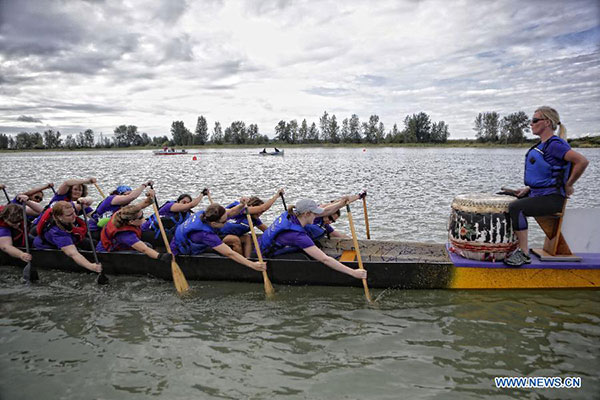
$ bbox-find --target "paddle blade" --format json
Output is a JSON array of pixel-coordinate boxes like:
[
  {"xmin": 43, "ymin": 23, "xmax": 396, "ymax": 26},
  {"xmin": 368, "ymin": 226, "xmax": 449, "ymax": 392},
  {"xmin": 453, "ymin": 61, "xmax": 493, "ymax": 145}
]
[
  {"xmin": 22, "ymin": 263, "xmax": 39, "ymax": 283},
  {"xmin": 262, "ymin": 271, "xmax": 275, "ymax": 298},
  {"xmin": 171, "ymin": 260, "xmax": 190, "ymax": 293},
  {"xmin": 97, "ymin": 272, "xmax": 109, "ymax": 285}
]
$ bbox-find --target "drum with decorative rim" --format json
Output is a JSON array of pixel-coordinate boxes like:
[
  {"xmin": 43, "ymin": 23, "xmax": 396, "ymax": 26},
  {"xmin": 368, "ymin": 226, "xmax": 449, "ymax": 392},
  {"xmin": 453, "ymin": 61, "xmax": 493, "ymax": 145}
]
[{"xmin": 448, "ymin": 193, "xmax": 518, "ymax": 261}]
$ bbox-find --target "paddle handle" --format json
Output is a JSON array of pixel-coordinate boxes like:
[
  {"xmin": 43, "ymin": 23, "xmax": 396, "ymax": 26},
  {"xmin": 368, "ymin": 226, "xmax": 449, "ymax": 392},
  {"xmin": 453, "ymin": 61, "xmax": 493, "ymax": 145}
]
[
  {"xmin": 3, "ymin": 188, "xmax": 10, "ymax": 203},
  {"xmin": 152, "ymin": 201, "xmax": 173, "ymax": 254},
  {"xmin": 94, "ymin": 183, "xmax": 106, "ymax": 199},
  {"xmin": 280, "ymin": 193, "xmax": 287, "ymax": 211},
  {"xmin": 21, "ymin": 203, "xmax": 30, "ymax": 254},
  {"xmin": 246, "ymin": 210, "xmax": 275, "ymax": 297},
  {"xmin": 362, "ymin": 197, "xmax": 371, "ymax": 240},
  {"xmin": 346, "ymin": 204, "xmax": 371, "ymax": 302},
  {"xmin": 79, "ymin": 201, "xmax": 108, "ymax": 284}
]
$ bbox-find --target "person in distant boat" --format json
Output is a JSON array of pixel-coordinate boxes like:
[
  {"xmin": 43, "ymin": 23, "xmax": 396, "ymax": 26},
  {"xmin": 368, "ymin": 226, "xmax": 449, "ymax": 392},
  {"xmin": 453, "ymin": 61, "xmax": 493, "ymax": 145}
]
[
  {"xmin": 87, "ymin": 181, "xmax": 153, "ymax": 236},
  {"xmin": 504, "ymin": 106, "xmax": 589, "ymax": 267},
  {"xmin": 274, "ymin": 147, "xmax": 280, "ymax": 152},
  {"xmin": 219, "ymin": 188, "xmax": 285, "ymax": 257},
  {"xmin": 97, "ymin": 189, "xmax": 171, "ymax": 263},
  {"xmin": 261, "ymin": 148, "xmax": 267, "ymax": 153},
  {"xmin": 304, "ymin": 192, "xmax": 366, "ymax": 242},
  {"xmin": 170, "ymin": 203, "xmax": 266, "ymax": 272},
  {"xmin": 33, "ymin": 201, "xmax": 102, "ymax": 273},
  {"xmin": 258, "ymin": 199, "xmax": 367, "ymax": 280},
  {"xmin": 141, "ymin": 189, "xmax": 208, "ymax": 240},
  {"xmin": 0, "ymin": 195, "xmax": 40, "ymax": 262}
]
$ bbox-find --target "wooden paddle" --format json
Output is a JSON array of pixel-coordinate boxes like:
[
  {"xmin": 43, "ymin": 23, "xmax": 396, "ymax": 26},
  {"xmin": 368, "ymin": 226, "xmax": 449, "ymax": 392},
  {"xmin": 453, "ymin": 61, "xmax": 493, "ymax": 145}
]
[
  {"xmin": 21, "ymin": 202, "xmax": 38, "ymax": 283},
  {"xmin": 94, "ymin": 183, "xmax": 106, "ymax": 199},
  {"xmin": 346, "ymin": 203, "xmax": 372, "ymax": 303},
  {"xmin": 79, "ymin": 200, "xmax": 108, "ymax": 285},
  {"xmin": 245, "ymin": 208, "xmax": 274, "ymax": 298},
  {"xmin": 149, "ymin": 186, "xmax": 189, "ymax": 294},
  {"xmin": 361, "ymin": 192, "xmax": 371, "ymax": 240}
]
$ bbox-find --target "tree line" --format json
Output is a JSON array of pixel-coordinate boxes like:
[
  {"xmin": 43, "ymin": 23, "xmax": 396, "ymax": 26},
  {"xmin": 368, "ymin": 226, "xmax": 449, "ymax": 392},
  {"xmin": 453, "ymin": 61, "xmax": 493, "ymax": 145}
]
[
  {"xmin": 1, "ymin": 110, "xmax": 534, "ymax": 150},
  {"xmin": 473, "ymin": 111, "xmax": 530, "ymax": 143}
]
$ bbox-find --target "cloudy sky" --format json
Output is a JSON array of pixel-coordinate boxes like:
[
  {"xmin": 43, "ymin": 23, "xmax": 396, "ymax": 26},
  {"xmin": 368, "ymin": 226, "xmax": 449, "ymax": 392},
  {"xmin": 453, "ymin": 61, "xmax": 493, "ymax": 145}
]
[{"xmin": 1, "ymin": 0, "xmax": 599, "ymax": 139}]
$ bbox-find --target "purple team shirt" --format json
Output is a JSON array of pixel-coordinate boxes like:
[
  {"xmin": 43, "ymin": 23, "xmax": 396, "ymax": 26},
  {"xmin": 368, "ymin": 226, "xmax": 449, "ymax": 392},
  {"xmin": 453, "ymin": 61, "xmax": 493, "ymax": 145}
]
[
  {"xmin": 96, "ymin": 231, "xmax": 141, "ymax": 252},
  {"xmin": 33, "ymin": 225, "xmax": 75, "ymax": 249}
]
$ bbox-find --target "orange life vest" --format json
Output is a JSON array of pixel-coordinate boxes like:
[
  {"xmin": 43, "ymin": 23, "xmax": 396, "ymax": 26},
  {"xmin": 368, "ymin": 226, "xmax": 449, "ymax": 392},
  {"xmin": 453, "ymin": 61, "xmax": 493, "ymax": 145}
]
[{"xmin": 100, "ymin": 215, "xmax": 142, "ymax": 252}]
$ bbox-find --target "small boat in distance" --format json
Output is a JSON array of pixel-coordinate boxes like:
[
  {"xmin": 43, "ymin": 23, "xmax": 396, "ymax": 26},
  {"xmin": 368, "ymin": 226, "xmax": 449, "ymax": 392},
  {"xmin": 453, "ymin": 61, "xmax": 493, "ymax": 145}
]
[
  {"xmin": 259, "ymin": 147, "xmax": 284, "ymax": 156},
  {"xmin": 154, "ymin": 147, "xmax": 188, "ymax": 155}
]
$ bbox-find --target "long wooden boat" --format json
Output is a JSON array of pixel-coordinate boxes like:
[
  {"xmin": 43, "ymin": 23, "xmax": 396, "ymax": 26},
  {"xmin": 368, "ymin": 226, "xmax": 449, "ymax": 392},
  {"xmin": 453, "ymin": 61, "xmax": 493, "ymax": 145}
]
[{"xmin": 1, "ymin": 239, "xmax": 599, "ymax": 289}]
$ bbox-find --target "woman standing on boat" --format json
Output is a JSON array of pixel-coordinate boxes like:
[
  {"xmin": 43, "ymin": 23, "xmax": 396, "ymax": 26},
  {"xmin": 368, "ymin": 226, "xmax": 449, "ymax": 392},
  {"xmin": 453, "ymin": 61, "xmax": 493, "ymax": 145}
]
[
  {"xmin": 259, "ymin": 199, "xmax": 367, "ymax": 280},
  {"xmin": 97, "ymin": 189, "xmax": 171, "ymax": 262},
  {"xmin": 504, "ymin": 106, "xmax": 589, "ymax": 266},
  {"xmin": 33, "ymin": 201, "xmax": 102, "ymax": 273},
  {"xmin": 141, "ymin": 190, "xmax": 207, "ymax": 241},
  {"xmin": 88, "ymin": 181, "xmax": 153, "ymax": 235},
  {"xmin": 170, "ymin": 203, "xmax": 266, "ymax": 272},
  {"xmin": 0, "ymin": 195, "xmax": 41, "ymax": 262},
  {"xmin": 219, "ymin": 188, "xmax": 285, "ymax": 257}
]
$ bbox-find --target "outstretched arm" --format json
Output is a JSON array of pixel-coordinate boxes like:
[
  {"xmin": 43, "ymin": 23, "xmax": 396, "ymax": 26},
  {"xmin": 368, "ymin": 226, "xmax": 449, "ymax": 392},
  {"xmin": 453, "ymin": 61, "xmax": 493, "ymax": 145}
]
[
  {"xmin": 23, "ymin": 182, "xmax": 54, "ymax": 197},
  {"xmin": 57, "ymin": 177, "xmax": 96, "ymax": 195},
  {"xmin": 303, "ymin": 245, "xmax": 366, "ymax": 279},
  {"xmin": 170, "ymin": 192, "xmax": 204, "ymax": 213},
  {"xmin": 212, "ymin": 243, "xmax": 266, "ymax": 272}
]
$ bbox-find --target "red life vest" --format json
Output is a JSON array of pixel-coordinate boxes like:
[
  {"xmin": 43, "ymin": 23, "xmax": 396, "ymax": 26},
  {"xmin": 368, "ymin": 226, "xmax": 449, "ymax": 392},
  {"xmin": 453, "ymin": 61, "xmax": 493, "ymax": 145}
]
[
  {"xmin": 100, "ymin": 215, "xmax": 142, "ymax": 252},
  {"xmin": 0, "ymin": 205, "xmax": 25, "ymax": 247},
  {"xmin": 36, "ymin": 208, "xmax": 87, "ymax": 244}
]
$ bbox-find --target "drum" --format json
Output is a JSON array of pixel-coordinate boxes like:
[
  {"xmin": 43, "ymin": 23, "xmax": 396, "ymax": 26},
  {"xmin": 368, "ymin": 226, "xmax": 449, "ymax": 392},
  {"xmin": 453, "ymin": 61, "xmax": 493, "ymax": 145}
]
[{"xmin": 448, "ymin": 193, "xmax": 518, "ymax": 261}]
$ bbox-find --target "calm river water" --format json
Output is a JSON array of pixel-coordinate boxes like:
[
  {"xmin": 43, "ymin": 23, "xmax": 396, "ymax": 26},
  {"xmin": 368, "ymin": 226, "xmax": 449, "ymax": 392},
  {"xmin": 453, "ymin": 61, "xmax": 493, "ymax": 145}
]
[{"xmin": 1, "ymin": 147, "xmax": 599, "ymax": 399}]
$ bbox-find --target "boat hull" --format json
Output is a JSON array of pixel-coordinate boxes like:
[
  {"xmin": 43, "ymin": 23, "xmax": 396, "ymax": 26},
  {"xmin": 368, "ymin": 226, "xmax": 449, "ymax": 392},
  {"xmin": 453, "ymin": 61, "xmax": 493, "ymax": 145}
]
[{"xmin": 2, "ymin": 238, "xmax": 599, "ymax": 289}]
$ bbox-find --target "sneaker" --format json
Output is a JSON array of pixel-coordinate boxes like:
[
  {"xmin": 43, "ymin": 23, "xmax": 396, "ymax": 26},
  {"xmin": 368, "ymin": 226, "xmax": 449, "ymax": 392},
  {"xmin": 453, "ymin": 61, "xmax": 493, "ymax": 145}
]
[{"xmin": 504, "ymin": 249, "xmax": 532, "ymax": 267}]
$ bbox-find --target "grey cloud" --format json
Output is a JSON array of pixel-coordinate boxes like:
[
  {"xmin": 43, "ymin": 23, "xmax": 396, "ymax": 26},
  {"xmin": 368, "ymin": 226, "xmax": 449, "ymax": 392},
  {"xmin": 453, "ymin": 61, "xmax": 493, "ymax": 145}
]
[
  {"xmin": 17, "ymin": 115, "xmax": 43, "ymax": 123},
  {"xmin": 154, "ymin": 0, "xmax": 188, "ymax": 24},
  {"xmin": 163, "ymin": 35, "xmax": 194, "ymax": 62}
]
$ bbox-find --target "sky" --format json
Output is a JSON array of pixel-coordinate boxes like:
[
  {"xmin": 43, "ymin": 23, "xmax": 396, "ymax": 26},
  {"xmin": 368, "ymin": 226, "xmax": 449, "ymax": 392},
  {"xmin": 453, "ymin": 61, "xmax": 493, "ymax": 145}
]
[{"xmin": 1, "ymin": 0, "xmax": 599, "ymax": 139}]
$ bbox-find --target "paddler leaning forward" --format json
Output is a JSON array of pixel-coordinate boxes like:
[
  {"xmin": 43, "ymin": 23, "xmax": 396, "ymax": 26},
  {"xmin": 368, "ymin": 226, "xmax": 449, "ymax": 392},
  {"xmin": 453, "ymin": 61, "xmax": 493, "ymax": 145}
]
[
  {"xmin": 170, "ymin": 203, "xmax": 266, "ymax": 272},
  {"xmin": 96, "ymin": 189, "xmax": 172, "ymax": 263},
  {"xmin": 258, "ymin": 199, "xmax": 367, "ymax": 281}
]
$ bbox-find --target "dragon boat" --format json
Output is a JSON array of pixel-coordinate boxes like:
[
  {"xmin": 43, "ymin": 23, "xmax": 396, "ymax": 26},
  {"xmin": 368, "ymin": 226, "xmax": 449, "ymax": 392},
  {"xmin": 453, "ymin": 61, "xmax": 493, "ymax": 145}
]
[{"xmin": 1, "ymin": 238, "xmax": 598, "ymax": 289}]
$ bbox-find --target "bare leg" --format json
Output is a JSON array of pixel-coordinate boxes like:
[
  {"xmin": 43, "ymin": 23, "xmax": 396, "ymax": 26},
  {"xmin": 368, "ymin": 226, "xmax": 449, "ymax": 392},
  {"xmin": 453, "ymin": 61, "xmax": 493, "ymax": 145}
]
[
  {"xmin": 241, "ymin": 235, "xmax": 253, "ymax": 258},
  {"xmin": 223, "ymin": 235, "xmax": 242, "ymax": 255},
  {"xmin": 514, "ymin": 230, "xmax": 528, "ymax": 253}
]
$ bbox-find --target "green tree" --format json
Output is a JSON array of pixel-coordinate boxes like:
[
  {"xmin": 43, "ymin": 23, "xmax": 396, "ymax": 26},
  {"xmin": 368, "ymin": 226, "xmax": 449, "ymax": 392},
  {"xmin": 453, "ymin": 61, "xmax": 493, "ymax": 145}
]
[
  {"xmin": 308, "ymin": 122, "xmax": 319, "ymax": 143},
  {"xmin": 194, "ymin": 115, "xmax": 209, "ymax": 145},
  {"xmin": 319, "ymin": 111, "xmax": 330, "ymax": 142},
  {"xmin": 329, "ymin": 115, "xmax": 340, "ymax": 143},
  {"xmin": 114, "ymin": 125, "xmax": 139, "ymax": 147},
  {"xmin": 403, "ymin": 112, "xmax": 431, "ymax": 143},
  {"xmin": 64, "ymin": 134, "xmax": 77, "ymax": 149},
  {"xmin": 362, "ymin": 115, "xmax": 381, "ymax": 144},
  {"xmin": 43, "ymin": 129, "xmax": 62, "ymax": 148},
  {"xmin": 340, "ymin": 118, "xmax": 350, "ymax": 143},
  {"xmin": 431, "ymin": 121, "xmax": 450, "ymax": 143},
  {"xmin": 390, "ymin": 123, "xmax": 401, "ymax": 143},
  {"xmin": 247, "ymin": 124, "xmax": 259, "ymax": 144},
  {"xmin": 349, "ymin": 114, "xmax": 362, "ymax": 143},
  {"xmin": 501, "ymin": 111, "xmax": 530, "ymax": 143},
  {"xmin": 375, "ymin": 121, "xmax": 385, "ymax": 144},
  {"xmin": 274, "ymin": 120, "xmax": 289, "ymax": 143},
  {"xmin": 171, "ymin": 121, "xmax": 192, "ymax": 146},
  {"xmin": 211, "ymin": 122, "xmax": 223, "ymax": 144},
  {"xmin": 0, "ymin": 133, "xmax": 8, "ymax": 149},
  {"xmin": 298, "ymin": 119, "xmax": 308, "ymax": 143},
  {"xmin": 474, "ymin": 112, "xmax": 500, "ymax": 142},
  {"xmin": 288, "ymin": 120, "xmax": 298, "ymax": 144},
  {"xmin": 229, "ymin": 121, "xmax": 247, "ymax": 144}
]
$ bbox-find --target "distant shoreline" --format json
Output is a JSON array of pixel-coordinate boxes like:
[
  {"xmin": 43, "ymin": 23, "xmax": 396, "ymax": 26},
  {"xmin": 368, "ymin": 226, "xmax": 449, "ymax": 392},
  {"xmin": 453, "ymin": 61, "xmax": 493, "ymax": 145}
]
[{"xmin": 2, "ymin": 139, "xmax": 599, "ymax": 153}]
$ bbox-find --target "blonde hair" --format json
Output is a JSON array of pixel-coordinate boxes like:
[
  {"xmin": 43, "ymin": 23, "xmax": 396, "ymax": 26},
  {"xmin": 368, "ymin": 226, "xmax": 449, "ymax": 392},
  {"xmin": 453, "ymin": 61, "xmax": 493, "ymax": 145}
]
[
  {"xmin": 535, "ymin": 106, "xmax": 567, "ymax": 139},
  {"xmin": 51, "ymin": 201, "xmax": 75, "ymax": 230}
]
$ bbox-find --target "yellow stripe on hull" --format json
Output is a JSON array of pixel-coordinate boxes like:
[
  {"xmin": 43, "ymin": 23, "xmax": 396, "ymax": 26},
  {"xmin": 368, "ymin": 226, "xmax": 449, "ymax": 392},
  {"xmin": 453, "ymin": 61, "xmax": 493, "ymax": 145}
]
[{"xmin": 450, "ymin": 267, "xmax": 600, "ymax": 289}]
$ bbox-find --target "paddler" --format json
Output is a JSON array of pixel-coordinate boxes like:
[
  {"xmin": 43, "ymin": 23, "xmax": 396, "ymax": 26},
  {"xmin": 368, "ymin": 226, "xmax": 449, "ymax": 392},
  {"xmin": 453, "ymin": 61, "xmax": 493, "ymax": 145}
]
[
  {"xmin": 258, "ymin": 199, "xmax": 367, "ymax": 280},
  {"xmin": 170, "ymin": 203, "xmax": 266, "ymax": 272},
  {"xmin": 0, "ymin": 195, "xmax": 40, "ymax": 262}
]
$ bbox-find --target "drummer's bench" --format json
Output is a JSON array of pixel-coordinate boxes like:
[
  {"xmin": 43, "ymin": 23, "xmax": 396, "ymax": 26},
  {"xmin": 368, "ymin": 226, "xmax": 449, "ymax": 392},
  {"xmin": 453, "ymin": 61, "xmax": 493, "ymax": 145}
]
[{"xmin": 531, "ymin": 200, "xmax": 582, "ymax": 261}]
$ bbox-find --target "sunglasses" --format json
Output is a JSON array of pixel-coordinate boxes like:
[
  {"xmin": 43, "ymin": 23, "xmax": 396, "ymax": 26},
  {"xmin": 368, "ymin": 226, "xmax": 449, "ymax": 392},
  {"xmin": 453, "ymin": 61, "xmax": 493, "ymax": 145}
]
[{"xmin": 531, "ymin": 118, "xmax": 547, "ymax": 124}]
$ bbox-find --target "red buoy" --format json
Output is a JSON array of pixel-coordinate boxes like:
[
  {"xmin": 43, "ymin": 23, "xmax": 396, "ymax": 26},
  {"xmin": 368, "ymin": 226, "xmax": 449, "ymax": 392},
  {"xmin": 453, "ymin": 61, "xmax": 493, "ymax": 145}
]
[{"xmin": 192, "ymin": 156, "xmax": 197, "ymax": 160}]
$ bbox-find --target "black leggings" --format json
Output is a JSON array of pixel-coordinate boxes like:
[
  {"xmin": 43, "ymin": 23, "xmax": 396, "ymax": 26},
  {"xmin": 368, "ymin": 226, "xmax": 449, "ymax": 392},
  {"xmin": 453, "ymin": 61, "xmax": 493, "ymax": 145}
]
[{"xmin": 508, "ymin": 194, "xmax": 565, "ymax": 231}]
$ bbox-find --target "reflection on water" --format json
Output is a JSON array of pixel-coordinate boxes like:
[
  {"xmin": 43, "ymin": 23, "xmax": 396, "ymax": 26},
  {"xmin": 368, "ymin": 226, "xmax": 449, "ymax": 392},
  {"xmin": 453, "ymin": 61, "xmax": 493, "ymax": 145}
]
[{"xmin": 1, "ymin": 148, "xmax": 599, "ymax": 399}]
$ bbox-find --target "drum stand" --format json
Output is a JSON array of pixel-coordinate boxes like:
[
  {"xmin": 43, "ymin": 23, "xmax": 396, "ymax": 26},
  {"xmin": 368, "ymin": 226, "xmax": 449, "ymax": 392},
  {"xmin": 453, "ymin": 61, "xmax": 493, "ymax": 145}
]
[{"xmin": 531, "ymin": 200, "xmax": 582, "ymax": 261}]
